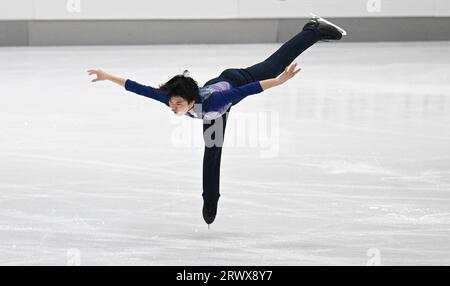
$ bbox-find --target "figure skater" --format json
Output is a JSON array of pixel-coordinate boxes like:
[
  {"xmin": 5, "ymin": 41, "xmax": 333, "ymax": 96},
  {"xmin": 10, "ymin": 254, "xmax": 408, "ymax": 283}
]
[{"xmin": 88, "ymin": 14, "xmax": 347, "ymax": 227}]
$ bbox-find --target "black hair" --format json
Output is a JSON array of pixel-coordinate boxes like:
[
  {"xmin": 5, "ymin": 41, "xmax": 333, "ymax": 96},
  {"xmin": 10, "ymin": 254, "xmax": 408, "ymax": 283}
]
[{"xmin": 159, "ymin": 70, "xmax": 200, "ymax": 104}]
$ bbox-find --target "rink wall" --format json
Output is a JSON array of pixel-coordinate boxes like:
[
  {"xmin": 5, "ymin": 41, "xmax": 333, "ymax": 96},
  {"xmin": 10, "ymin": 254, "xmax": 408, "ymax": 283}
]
[{"xmin": 1, "ymin": 0, "xmax": 450, "ymax": 46}]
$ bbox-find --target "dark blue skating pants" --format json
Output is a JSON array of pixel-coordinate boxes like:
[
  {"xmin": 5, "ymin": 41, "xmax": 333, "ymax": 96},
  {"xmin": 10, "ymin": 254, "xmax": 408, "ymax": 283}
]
[{"xmin": 202, "ymin": 28, "xmax": 320, "ymax": 202}]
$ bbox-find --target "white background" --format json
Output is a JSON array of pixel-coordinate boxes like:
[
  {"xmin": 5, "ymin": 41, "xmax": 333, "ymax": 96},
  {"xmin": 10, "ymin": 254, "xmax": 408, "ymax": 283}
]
[{"xmin": 1, "ymin": 0, "xmax": 450, "ymax": 20}]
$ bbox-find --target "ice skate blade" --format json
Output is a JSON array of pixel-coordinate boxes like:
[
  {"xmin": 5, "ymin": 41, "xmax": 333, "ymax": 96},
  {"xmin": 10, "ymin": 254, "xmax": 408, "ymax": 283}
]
[{"xmin": 310, "ymin": 13, "xmax": 348, "ymax": 36}]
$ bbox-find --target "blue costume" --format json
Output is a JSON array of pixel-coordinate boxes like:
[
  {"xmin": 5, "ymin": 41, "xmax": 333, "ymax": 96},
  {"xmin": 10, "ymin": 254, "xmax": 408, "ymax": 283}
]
[{"xmin": 124, "ymin": 79, "xmax": 263, "ymax": 120}]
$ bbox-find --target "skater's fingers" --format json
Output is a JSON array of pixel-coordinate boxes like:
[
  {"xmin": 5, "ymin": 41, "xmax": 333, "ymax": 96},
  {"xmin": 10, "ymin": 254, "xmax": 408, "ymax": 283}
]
[
  {"xmin": 288, "ymin": 64, "xmax": 296, "ymax": 72},
  {"xmin": 289, "ymin": 63, "xmax": 298, "ymax": 72}
]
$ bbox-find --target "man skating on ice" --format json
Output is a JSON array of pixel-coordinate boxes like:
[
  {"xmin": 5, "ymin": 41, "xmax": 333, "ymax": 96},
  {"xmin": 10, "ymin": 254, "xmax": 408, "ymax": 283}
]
[{"xmin": 88, "ymin": 14, "xmax": 347, "ymax": 227}]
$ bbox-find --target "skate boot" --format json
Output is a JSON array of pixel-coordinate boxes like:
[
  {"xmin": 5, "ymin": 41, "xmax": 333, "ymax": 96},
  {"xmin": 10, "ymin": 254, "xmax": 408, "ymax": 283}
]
[
  {"xmin": 202, "ymin": 197, "xmax": 218, "ymax": 226},
  {"xmin": 303, "ymin": 13, "xmax": 347, "ymax": 41}
]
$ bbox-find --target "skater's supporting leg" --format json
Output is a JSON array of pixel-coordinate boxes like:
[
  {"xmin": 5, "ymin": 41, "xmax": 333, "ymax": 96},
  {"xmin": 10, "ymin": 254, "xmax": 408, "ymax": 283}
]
[
  {"xmin": 245, "ymin": 27, "xmax": 321, "ymax": 81},
  {"xmin": 202, "ymin": 108, "xmax": 230, "ymax": 201},
  {"xmin": 201, "ymin": 107, "xmax": 231, "ymax": 224}
]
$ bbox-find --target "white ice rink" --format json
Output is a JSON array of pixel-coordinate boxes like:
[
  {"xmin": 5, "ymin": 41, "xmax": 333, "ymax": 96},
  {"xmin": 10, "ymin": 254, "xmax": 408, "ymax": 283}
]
[{"xmin": 0, "ymin": 41, "xmax": 449, "ymax": 265}]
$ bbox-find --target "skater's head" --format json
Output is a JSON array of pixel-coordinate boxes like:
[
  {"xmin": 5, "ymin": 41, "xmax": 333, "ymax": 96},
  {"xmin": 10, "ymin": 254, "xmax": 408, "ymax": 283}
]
[{"xmin": 160, "ymin": 70, "xmax": 200, "ymax": 117}]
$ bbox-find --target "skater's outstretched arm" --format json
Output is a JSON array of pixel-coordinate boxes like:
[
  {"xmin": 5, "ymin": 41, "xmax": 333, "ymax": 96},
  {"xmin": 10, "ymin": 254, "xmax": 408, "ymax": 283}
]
[
  {"xmin": 123, "ymin": 79, "xmax": 170, "ymax": 106},
  {"xmin": 207, "ymin": 63, "xmax": 301, "ymax": 109},
  {"xmin": 260, "ymin": 63, "xmax": 301, "ymax": 90},
  {"xmin": 87, "ymin": 69, "xmax": 170, "ymax": 107},
  {"xmin": 88, "ymin": 69, "xmax": 127, "ymax": 86}
]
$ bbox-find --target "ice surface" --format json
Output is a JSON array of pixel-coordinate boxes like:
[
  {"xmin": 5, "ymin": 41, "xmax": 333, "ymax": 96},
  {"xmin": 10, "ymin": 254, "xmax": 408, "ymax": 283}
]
[{"xmin": 0, "ymin": 41, "xmax": 449, "ymax": 265}]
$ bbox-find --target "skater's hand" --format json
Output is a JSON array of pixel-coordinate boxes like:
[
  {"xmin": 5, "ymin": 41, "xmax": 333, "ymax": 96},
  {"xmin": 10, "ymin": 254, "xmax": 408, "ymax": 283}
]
[
  {"xmin": 87, "ymin": 69, "xmax": 110, "ymax": 82},
  {"xmin": 276, "ymin": 63, "xmax": 301, "ymax": 85}
]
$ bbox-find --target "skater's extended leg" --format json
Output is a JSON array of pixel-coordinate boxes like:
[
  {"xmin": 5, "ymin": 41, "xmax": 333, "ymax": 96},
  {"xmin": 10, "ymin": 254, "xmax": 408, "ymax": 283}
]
[
  {"xmin": 245, "ymin": 27, "xmax": 321, "ymax": 81},
  {"xmin": 245, "ymin": 15, "xmax": 346, "ymax": 82}
]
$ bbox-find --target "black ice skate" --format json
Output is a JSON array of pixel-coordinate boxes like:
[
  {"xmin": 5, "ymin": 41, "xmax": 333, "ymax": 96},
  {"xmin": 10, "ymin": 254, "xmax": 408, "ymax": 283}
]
[
  {"xmin": 303, "ymin": 13, "xmax": 347, "ymax": 41},
  {"xmin": 202, "ymin": 198, "xmax": 218, "ymax": 227}
]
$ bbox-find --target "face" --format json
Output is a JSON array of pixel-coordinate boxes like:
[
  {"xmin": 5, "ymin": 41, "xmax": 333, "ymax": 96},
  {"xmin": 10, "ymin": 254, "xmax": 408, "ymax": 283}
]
[{"xmin": 169, "ymin": 96, "xmax": 193, "ymax": 116}]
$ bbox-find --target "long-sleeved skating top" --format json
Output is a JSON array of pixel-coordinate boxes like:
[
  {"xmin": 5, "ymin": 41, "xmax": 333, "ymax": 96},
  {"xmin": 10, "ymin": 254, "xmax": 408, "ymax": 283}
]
[{"xmin": 124, "ymin": 79, "xmax": 263, "ymax": 120}]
